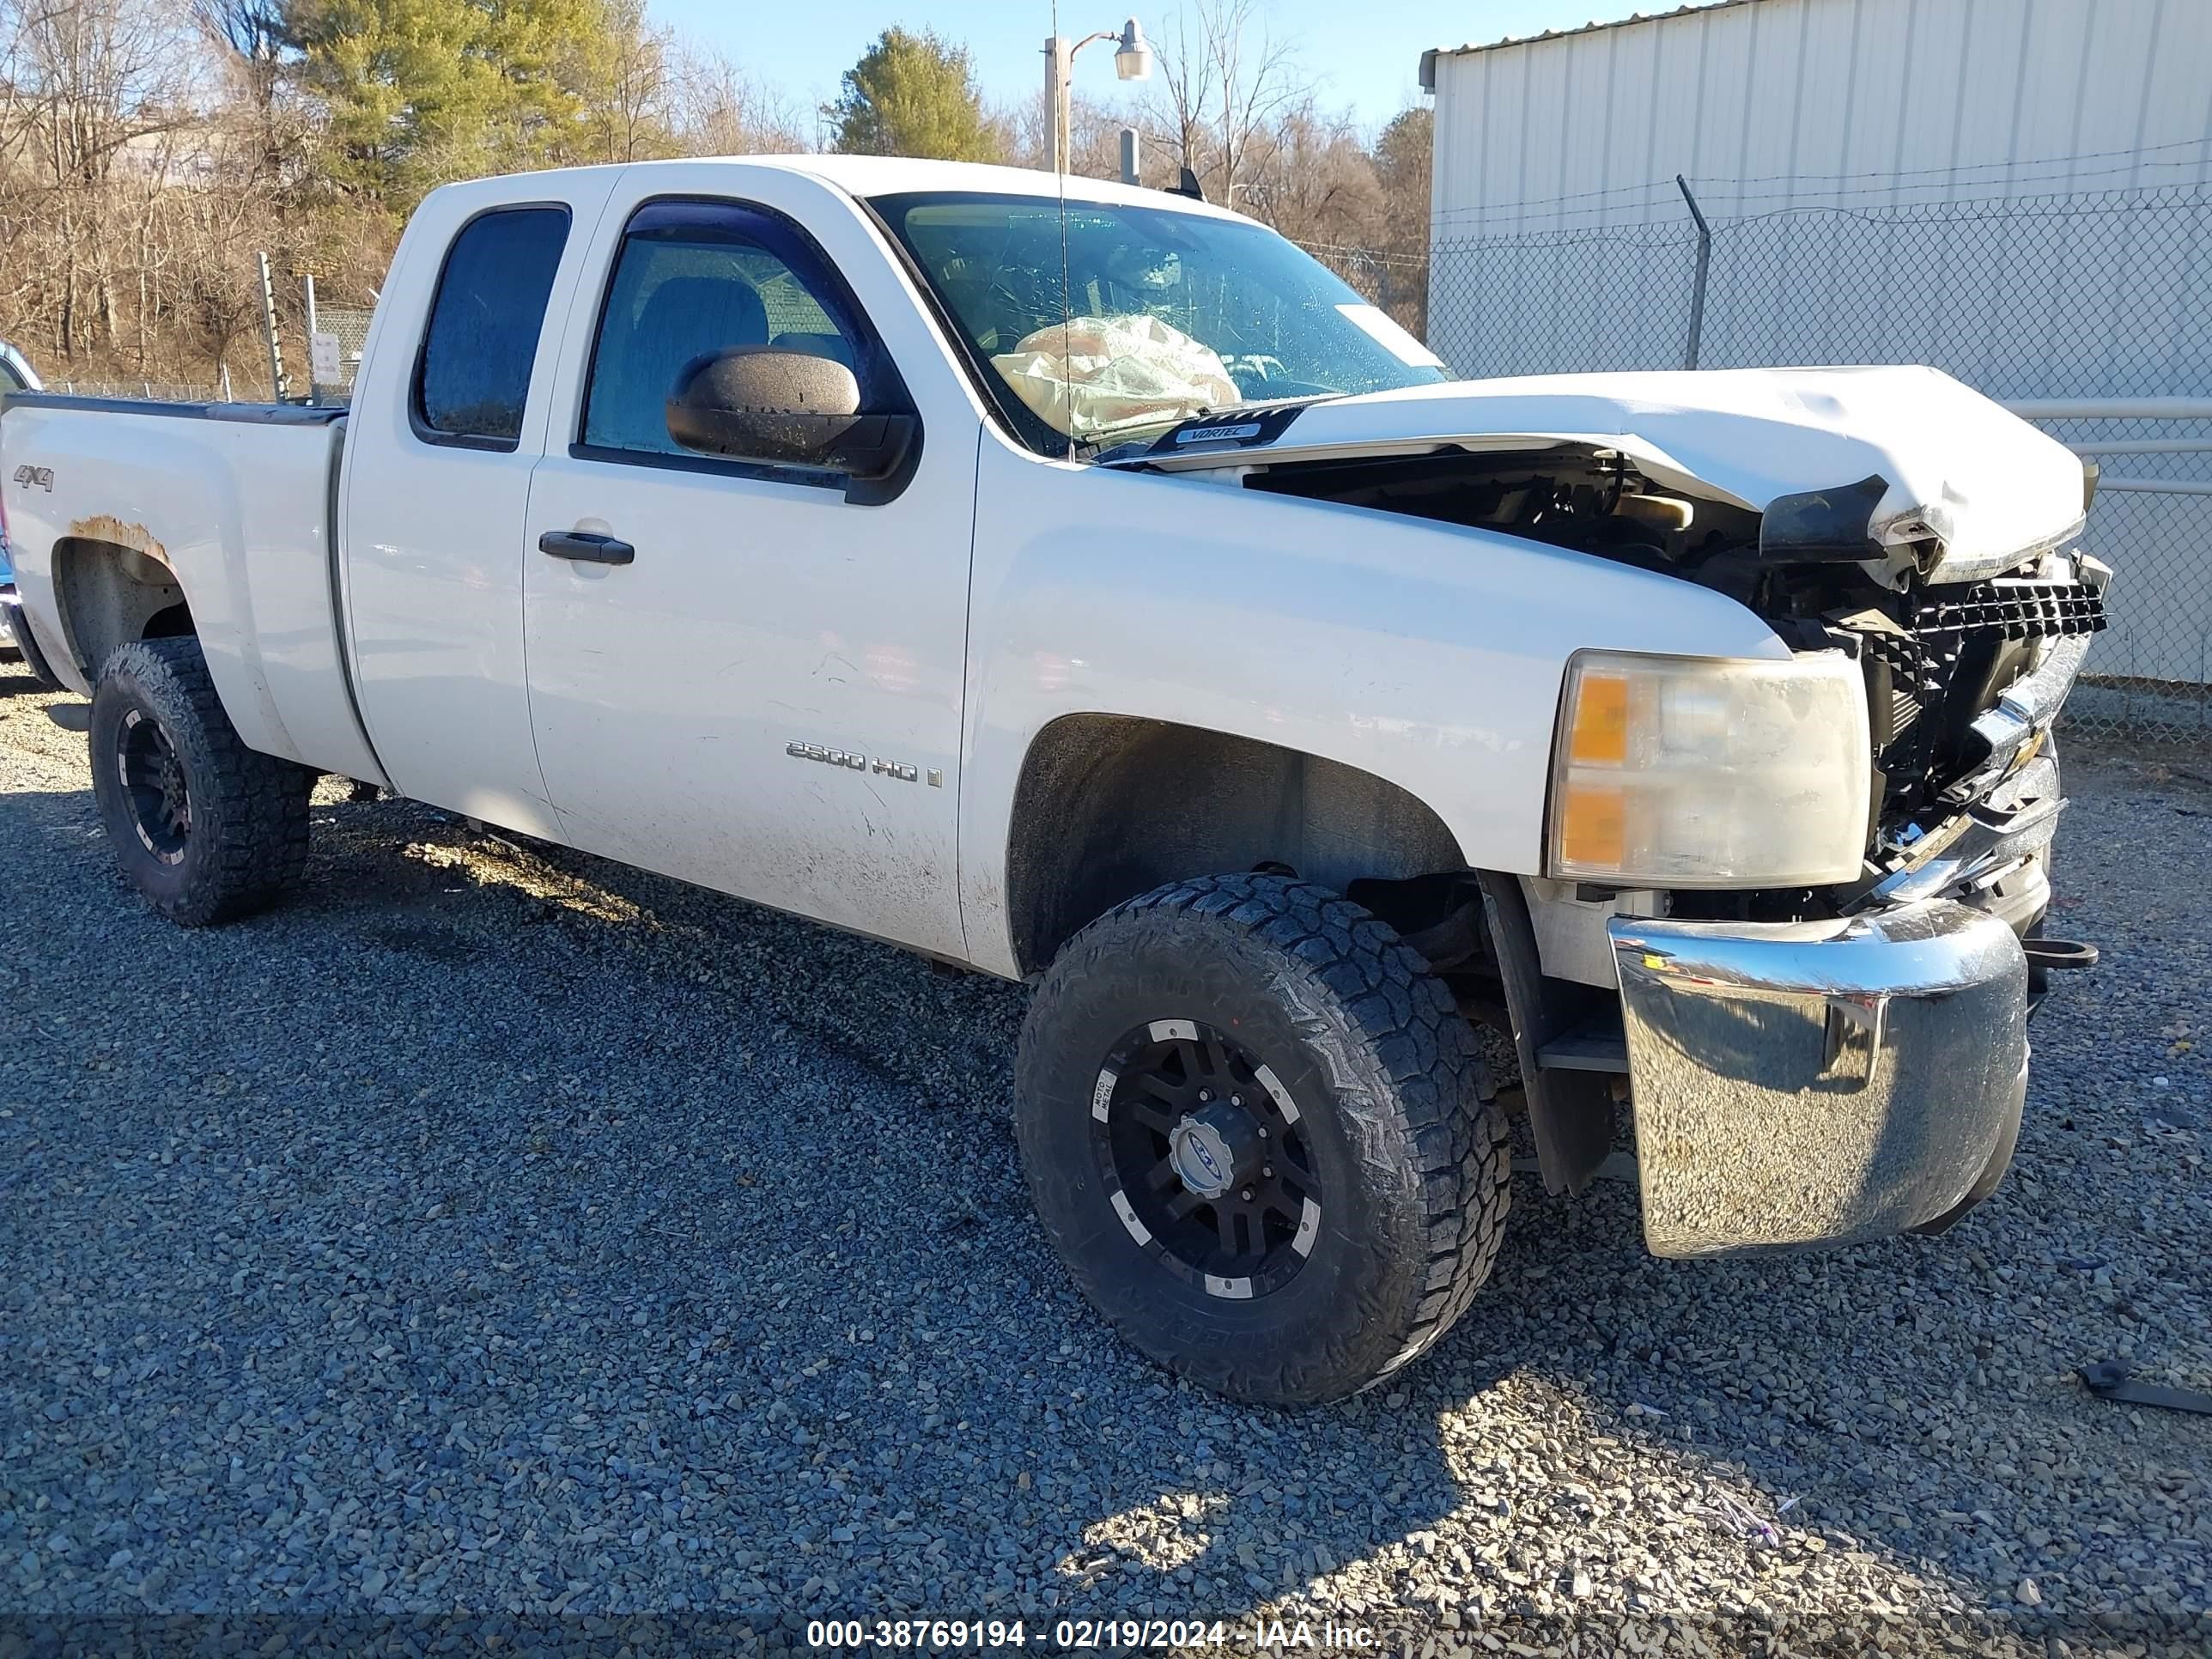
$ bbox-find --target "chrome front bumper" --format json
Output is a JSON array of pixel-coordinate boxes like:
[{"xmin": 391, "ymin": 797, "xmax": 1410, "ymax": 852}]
[{"xmin": 1610, "ymin": 899, "xmax": 2029, "ymax": 1258}]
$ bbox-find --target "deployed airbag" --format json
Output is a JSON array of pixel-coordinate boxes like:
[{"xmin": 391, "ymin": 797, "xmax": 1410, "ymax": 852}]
[{"xmin": 991, "ymin": 315, "xmax": 1239, "ymax": 441}]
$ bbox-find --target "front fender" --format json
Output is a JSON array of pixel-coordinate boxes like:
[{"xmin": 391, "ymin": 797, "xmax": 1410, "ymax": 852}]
[{"xmin": 957, "ymin": 435, "xmax": 1788, "ymax": 977}]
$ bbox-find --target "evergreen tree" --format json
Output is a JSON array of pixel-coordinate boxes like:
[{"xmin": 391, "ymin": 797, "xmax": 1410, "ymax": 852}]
[
  {"xmin": 826, "ymin": 27, "xmax": 1004, "ymax": 163},
  {"xmin": 284, "ymin": 0, "xmax": 618, "ymax": 206}
]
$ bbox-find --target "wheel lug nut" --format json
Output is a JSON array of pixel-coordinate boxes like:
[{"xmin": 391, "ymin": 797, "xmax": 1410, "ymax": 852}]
[
  {"xmin": 1198, "ymin": 1090, "xmax": 1210, "ymax": 1102},
  {"xmin": 1261, "ymin": 1165, "xmax": 1273, "ymax": 1177},
  {"xmin": 1231, "ymin": 1095, "xmax": 1243, "ymax": 1107},
  {"xmin": 1240, "ymin": 1188, "xmax": 1254, "ymax": 1201},
  {"xmin": 1257, "ymin": 1127, "xmax": 1268, "ymax": 1138}
]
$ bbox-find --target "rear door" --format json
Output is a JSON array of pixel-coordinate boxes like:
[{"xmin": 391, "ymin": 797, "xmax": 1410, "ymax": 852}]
[
  {"xmin": 520, "ymin": 170, "xmax": 979, "ymax": 957},
  {"xmin": 343, "ymin": 175, "xmax": 617, "ymax": 836}
]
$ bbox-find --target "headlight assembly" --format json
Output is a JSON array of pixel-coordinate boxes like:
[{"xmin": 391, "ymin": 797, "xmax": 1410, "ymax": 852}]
[{"xmin": 1547, "ymin": 649, "xmax": 1870, "ymax": 888}]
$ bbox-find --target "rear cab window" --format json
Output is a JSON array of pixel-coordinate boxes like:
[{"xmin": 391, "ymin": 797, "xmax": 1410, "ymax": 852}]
[{"xmin": 414, "ymin": 206, "xmax": 571, "ymax": 449}]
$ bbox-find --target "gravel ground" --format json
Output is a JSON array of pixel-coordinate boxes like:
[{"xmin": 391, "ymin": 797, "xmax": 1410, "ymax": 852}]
[{"xmin": 2, "ymin": 652, "xmax": 2206, "ymax": 1656}]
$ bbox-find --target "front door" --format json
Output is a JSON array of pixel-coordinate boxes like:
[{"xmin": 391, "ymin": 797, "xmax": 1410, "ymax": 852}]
[{"xmin": 520, "ymin": 193, "xmax": 975, "ymax": 958}]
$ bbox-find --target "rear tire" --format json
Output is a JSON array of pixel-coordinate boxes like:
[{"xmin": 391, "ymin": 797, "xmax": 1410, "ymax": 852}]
[
  {"xmin": 5, "ymin": 604, "xmax": 65, "ymax": 690},
  {"xmin": 1016, "ymin": 873, "xmax": 1510, "ymax": 1404},
  {"xmin": 88, "ymin": 637, "xmax": 312, "ymax": 927}
]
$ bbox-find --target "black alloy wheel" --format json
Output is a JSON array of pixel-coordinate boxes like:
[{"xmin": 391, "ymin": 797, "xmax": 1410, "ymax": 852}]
[
  {"xmin": 115, "ymin": 705, "xmax": 193, "ymax": 865},
  {"xmin": 1093, "ymin": 1018, "xmax": 1321, "ymax": 1300}
]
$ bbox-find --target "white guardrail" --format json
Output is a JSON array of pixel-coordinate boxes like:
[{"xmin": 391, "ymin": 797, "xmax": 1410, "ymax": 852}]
[
  {"xmin": 2004, "ymin": 398, "xmax": 2212, "ymax": 728},
  {"xmin": 2005, "ymin": 398, "xmax": 2212, "ymax": 495}
]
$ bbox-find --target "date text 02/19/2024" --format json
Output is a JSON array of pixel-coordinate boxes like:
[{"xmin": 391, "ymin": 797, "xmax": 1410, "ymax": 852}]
[{"xmin": 804, "ymin": 1619, "xmax": 1380, "ymax": 1650}]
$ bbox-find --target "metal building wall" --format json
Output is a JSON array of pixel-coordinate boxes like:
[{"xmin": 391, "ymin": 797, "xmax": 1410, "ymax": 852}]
[
  {"xmin": 1425, "ymin": 0, "xmax": 2212, "ymax": 705},
  {"xmin": 1429, "ymin": 0, "xmax": 2212, "ymax": 236}
]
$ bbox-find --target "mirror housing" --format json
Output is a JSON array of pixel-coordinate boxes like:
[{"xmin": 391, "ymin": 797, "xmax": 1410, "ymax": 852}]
[{"xmin": 665, "ymin": 347, "xmax": 915, "ymax": 481}]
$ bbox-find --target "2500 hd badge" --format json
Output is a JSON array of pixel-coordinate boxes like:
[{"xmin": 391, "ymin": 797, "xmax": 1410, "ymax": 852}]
[{"xmin": 785, "ymin": 740, "xmax": 940, "ymax": 787}]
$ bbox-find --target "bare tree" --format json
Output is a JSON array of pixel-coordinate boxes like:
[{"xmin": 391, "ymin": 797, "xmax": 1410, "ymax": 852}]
[
  {"xmin": 2, "ymin": 0, "xmax": 204, "ymax": 360},
  {"xmin": 1006, "ymin": 87, "xmax": 1125, "ymax": 181},
  {"xmin": 1369, "ymin": 103, "xmax": 1432, "ymax": 334},
  {"xmin": 189, "ymin": 0, "xmax": 280, "ymax": 127},
  {"xmin": 667, "ymin": 44, "xmax": 808, "ymax": 156},
  {"xmin": 1144, "ymin": 0, "xmax": 1302, "ymax": 208},
  {"xmin": 1243, "ymin": 106, "xmax": 1383, "ymax": 245}
]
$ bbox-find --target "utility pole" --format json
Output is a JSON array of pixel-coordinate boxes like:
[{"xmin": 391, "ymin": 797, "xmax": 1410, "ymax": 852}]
[
  {"xmin": 1044, "ymin": 35, "xmax": 1073, "ymax": 174},
  {"xmin": 1120, "ymin": 126, "xmax": 1141, "ymax": 186},
  {"xmin": 1043, "ymin": 19, "xmax": 1152, "ymax": 174}
]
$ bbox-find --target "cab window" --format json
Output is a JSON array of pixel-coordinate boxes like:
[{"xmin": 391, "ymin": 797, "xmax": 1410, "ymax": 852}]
[
  {"xmin": 414, "ymin": 206, "xmax": 571, "ymax": 448},
  {"xmin": 580, "ymin": 199, "xmax": 889, "ymax": 459}
]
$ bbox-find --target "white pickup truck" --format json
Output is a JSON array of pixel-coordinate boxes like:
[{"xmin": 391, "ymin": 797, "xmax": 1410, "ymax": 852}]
[{"xmin": 2, "ymin": 156, "xmax": 2107, "ymax": 1403}]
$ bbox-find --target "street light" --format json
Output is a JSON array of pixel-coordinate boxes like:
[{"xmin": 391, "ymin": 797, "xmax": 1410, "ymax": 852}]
[{"xmin": 1045, "ymin": 17, "xmax": 1151, "ymax": 175}]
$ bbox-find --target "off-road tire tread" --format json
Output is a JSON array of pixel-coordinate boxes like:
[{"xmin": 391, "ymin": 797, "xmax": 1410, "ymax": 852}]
[
  {"xmin": 93, "ymin": 637, "xmax": 311, "ymax": 926},
  {"xmin": 1020, "ymin": 873, "xmax": 1510, "ymax": 1403}
]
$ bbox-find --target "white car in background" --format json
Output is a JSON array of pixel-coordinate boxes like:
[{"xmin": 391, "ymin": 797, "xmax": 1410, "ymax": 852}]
[{"xmin": 0, "ymin": 338, "xmax": 66, "ymax": 689}]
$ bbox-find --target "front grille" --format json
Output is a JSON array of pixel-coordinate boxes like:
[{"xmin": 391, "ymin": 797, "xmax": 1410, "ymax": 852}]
[
  {"xmin": 1841, "ymin": 575, "xmax": 2105, "ymax": 830},
  {"xmin": 1912, "ymin": 579, "xmax": 2107, "ymax": 646}
]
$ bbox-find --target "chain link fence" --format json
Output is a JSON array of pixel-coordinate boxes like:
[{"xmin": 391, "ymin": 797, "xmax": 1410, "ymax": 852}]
[
  {"xmin": 1294, "ymin": 240, "xmax": 1431, "ymax": 343},
  {"xmin": 1425, "ymin": 220, "xmax": 1704, "ymax": 380},
  {"xmin": 1426, "ymin": 184, "xmax": 2212, "ymax": 746},
  {"xmin": 2024, "ymin": 406, "xmax": 2212, "ymax": 743},
  {"xmin": 47, "ymin": 378, "xmax": 229, "ymax": 403},
  {"xmin": 305, "ymin": 305, "xmax": 374, "ymax": 404}
]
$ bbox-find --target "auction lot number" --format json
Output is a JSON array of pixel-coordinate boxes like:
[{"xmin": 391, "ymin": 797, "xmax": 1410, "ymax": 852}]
[{"xmin": 806, "ymin": 1620, "xmax": 1231, "ymax": 1649}]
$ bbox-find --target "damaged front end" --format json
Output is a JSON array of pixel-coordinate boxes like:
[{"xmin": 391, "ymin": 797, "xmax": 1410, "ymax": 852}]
[
  {"xmin": 1111, "ymin": 370, "xmax": 2107, "ymax": 1255},
  {"xmin": 1149, "ymin": 398, "xmax": 2109, "ymax": 924}
]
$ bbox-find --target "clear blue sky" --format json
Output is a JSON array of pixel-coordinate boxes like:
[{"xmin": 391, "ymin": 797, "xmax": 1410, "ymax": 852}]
[{"xmin": 647, "ymin": 2, "xmax": 1646, "ymax": 139}]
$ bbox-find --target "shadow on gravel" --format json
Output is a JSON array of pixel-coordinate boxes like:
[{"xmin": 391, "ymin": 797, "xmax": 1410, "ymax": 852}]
[{"xmin": 2, "ymin": 715, "xmax": 2205, "ymax": 1650}]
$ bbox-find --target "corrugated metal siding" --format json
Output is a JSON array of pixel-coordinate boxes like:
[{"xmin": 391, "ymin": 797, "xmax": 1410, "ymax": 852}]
[
  {"xmin": 1427, "ymin": 0, "xmax": 2212, "ymax": 693},
  {"xmin": 1431, "ymin": 0, "xmax": 2212, "ymax": 234}
]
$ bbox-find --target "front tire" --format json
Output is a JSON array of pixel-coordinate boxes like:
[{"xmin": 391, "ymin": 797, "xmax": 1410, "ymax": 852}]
[
  {"xmin": 89, "ymin": 638, "xmax": 312, "ymax": 927},
  {"xmin": 1016, "ymin": 874, "xmax": 1510, "ymax": 1404}
]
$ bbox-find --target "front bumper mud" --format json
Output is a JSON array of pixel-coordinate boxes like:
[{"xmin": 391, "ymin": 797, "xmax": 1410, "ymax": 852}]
[{"xmin": 1609, "ymin": 899, "xmax": 2029, "ymax": 1258}]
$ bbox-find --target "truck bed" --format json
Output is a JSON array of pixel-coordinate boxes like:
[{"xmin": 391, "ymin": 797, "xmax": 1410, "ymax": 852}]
[{"xmin": 0, "ymin": 393, "xmax": 384, "ymax": 785}]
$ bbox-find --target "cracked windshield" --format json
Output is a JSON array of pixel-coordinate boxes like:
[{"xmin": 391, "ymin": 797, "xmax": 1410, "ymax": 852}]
[{"xmin": 872, "ymin": 191, "xmax": 1448, "ymax": 447}]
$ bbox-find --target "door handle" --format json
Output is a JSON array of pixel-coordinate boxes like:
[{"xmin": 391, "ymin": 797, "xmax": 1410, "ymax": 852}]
[{"xmin": 538, "ymin": 529, "xmax": 635, "ymax": 566}]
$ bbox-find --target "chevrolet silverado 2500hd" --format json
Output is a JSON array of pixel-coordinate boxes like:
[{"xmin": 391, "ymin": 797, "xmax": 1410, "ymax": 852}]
[{"xmin": 0, "ymin": 157, "xmax": 2106, "ymax": 1403}]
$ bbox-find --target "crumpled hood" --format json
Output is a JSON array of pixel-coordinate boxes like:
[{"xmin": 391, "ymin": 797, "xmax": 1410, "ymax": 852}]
[{"xmin": 1174, "ymin": 366, "xmax": 2088, "ymax": 581}]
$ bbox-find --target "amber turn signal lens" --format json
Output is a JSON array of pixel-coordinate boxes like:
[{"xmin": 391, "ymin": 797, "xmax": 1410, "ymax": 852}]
[
  {"xmin": 1555, "ymin": 783, "xmax": 1626, "ymax": 870},
  {"xmin": 1568, "ymin": 671, "xmax": 1629, "ymax": 765}
]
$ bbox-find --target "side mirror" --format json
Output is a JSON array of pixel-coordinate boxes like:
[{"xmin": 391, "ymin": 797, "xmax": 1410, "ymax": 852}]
[{"xmin": 665, "ymin": 347, "xmax": 915, "ymax": 482}]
